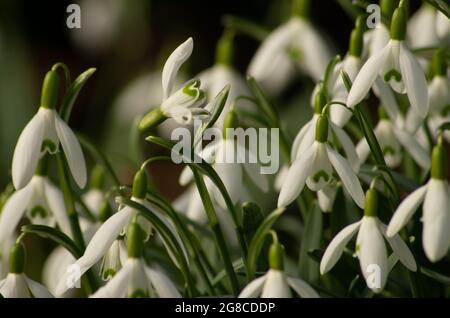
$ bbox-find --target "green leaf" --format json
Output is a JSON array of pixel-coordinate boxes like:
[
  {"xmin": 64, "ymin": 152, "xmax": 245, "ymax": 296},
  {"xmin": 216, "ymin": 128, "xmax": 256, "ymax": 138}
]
[
  {"xmin": 246, "ymin": 76, "xmax": 279, "ymax": 126},
  {"xmin": 59, "ymin": 68, "xmax": 96, "ymax": 122},
  {"xmin": 246, "ymin": 208, "xmax": 284, "ymax": 280},
  {"xmin": 298, "ymin": 201, "xmax": 323, "ymax": 283},
  {"xmin": 193, "ymin": 85, "xmax": 230, "ymax": 148},
  {"xmin": 242, "ymin": 201, "xmax": 265, "ymax": 245},
  {"xmin": 420, "ymin": 267, "xmax": 450, "ymax": 285},
  {"xmin": 21, "ymin": 224, "xmax": 82, "ymax": 258}
]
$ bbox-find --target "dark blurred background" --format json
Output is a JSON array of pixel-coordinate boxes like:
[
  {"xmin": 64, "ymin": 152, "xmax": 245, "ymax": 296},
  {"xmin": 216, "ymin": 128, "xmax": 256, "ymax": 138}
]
[{"xmin": 0, "ymin": 0, "xmax": 359, "ymax": 191}]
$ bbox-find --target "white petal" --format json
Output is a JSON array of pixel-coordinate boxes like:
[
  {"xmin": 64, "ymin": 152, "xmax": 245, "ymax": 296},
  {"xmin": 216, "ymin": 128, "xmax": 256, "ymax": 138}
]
[
  {"xmin": 373, "ymin": 77, "xmax": 399, "ymax": 122},
  {"xmin": 356, "ymin": 138, "xmax": 371, "ymax": 166},
  {"xmin": 399, "ymin": 43, "xmax": 429, "ymax": 118},
  {"xmin": 386, "ymin": 184, "xmax": 428, "ymax": 237},
  {"xmin": 240, "ymin": 144, "xmax": 269, "ymax": 193},
  {"xmin": 286, "ymin": 277, "xmax": 319, "ymax": 298},
  {"xmin": 162, "ymin": 38, "xmax": 193, "ymax": 99},
  {"xmin": 394, "ymin": 127, "xmax": 430, "ymax": 169},
  {"xmin": 0, "ymin": 274, "xmax": 31, "ymax": 298},
  {"xmin": 54, "ymin": 115, "xmax": 87, "ymax": 188},
  {"xmin": 356, "ymin": 217, "xmax": 388, "ymax": 293},
  {"xmin": 12, "ymin": 110, "xmax": 45, "ymax": 189},
  {"xmin": 238, "ymin": 274, "xmax": 267, "ymax": 298},
  {"xmin": 320, "ymin": 221, "xmax": 361, "ymax": 274},
  {"xmin": 91, "ymin": 260, "xmax": 133, "ymax": 298},
  {"xmin": 261, "ymin": 270, "xmax": 292, "ymax": 298},
  {"xmin": 379, "ymin": 223, "xmax": 417, "ymax": 271},
  {"xmin": 145, "ymin": 267, "xmax": 181, "ymax": 298},
  {"xmin": 317, "ymin": 185, "xmax": 338, "ymax": 213},
  {"xmin": 291, "ymin": 120, "xmax": 312, "ymax": 161},
  {"xmin": 55, "ymin": 206, "xmax": 134, "ymax": 296},
  {"xmin": 44, "ymin": 179, "xmax": 72, "ymax": 237},
  {"xmin": 0, "ymin": 182, "xmax": 33, "ymax": 243},
  {"xmin": 326, "ymin": 145, "xmax": 365, "ymax": 208},
  {"xmin": 422, "ymin": 180, "xmax": 450, "ymax": 262},
  {"xmin": 25, "ymin": 277, "xmax": 54, "ymax": 298},
  {"xmin": 331, "ymin": 123, "xmax": 360, "ymax": 172},
  {"xmin": 277, "ymin": 143, "xmax": 316, "ymax": 207},
  {"xmin": 347, "ymin": 42, "xmax": 391, "ymax": 108}
]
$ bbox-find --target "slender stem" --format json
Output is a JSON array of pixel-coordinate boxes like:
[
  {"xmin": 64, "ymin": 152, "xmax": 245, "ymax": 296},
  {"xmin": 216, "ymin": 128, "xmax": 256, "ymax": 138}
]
[{"xmin": 192, "ymin": 169, "xmax": 240, "ymax": 296}]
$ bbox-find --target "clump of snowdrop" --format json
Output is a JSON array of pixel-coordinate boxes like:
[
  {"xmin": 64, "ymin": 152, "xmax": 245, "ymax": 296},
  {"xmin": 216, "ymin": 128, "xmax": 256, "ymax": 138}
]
[
  {"xmin": 347, "ymin": 1, "xmax": 429, "ymax": 119},
  {"xmin": 138, "ymin": 38, "xmax": 207, "ymax": 132},
  {"xmin": 321, "ymin": 188, "xmax": 417, "ymax": 293},
  {"xmin": 91, "ymin": 222, "xmax": 180, "ymax": 298},
  {"xmin": 0, "ymin": 242, "xmax": 53, "ymax": 298},
  {"xmin": 12, "ymin": 69, "xmax": 87, "ymax": 190},
  {"xmin": 248, "ymin": 0, "xmax": 331, "ymax": 95},
  {"xmin": 279, "ymin": 112, "xmax": 364, "ymax": 209},
  {"xmin": 0, "ymin": 157, "xmax": 71, "ymax": 244},
  {"xmin": 356, "ymin": 106, "xmax": 430, "ymax": 169},
  {"xmin": 387, "ymin": 141, "xmax": 450, "ymax": 262},
  {"xmin": 239, "ymin": 239, "xmax": 318, "ymax": 298}
]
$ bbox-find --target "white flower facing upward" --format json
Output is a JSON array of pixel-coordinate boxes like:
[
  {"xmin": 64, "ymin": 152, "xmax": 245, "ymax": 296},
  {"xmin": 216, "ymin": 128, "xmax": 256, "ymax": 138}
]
[
  {"xmin": 247, "ymin": 2, "xmax": 331, "ymax": 95},
  {"xmin": 0, "ymin": 172, "xmax": 71, "ymax": 245},
  {"xmin": 12, "ymin": 70, "xmax": 87, "ymax": 190},
  {"xmin": 239, "ymin": 241, "xmax": 319, "ymax": 298},
  {"xmin": 387, "ymin": 144, "xmax": 450, "ymax": 262},
  {"xmin": 347, "ymin": 4, "xmax": 429, "ymax": 119},
  {"xmin": 0, "ymin": 243, "xmax": 53, "ymax": 298},
  {"xmin": 279, "ymin": 114, "xmax": 364, "ymax": 209},
  {"xmin": 138, "ymin": 38, "xmax": 207, "ymax": 132},
  {"xmin": 320, "ymin": 189, "xmax": 417, "ymax": 293},
  {"xmin": 356, "ymin": 107, "xmax": 430, "ymax": 170},
  {"xmin": 91, "ymin": 223, "xmax": 180, "ymax": 298}
]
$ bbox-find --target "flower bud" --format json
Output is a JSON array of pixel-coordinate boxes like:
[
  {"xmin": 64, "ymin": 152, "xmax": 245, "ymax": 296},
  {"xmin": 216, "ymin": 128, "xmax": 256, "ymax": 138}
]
[
  {"xmin": 215, "ymin": 31, "xmax": 235, "ymax": 66},
  {"xmin": 127, "ymin": 223, "xmax": 145, "ymax": 258},
  {"xmin": 292, "ymin": 0, "xmax": 311, "ymax": 19},
  {"xmin": 268, "ymin": 241, "xmax": 284, "ymax": 270},
  {"xmin": 349, "ymin": 27, "xmax": 364, "ymax": 57},
  {"xmin": 364, "ymin": 188, "xmax": 378, "ymax": 217},
  {"xmin": 381, "ymin": 0, "xmax": 399, "ymax": 22},
  {"xmin": 390, "ymin": 2, "xmax": 407, "ymax": 40},
  {"xmin": 313, "ymin": 86, "xmax": 327, "ymax": 114},
  {"xmin": 223, "ymin": 105, "xmax": 239, "ymax": 139},
  {"xmin": 315, "ymin": 115, "xmax": 329, "ymax": 143},
  {"xmin": 40, "ymin": 70, "xmax": 60, "ymax": 109},
  {"xmin": 132, "ymin": 169, "xmax": 148, "ymax": 199},
  {"xmin": 9, "ymin": 242, "xmax": 26, "ymax": 274},
  {"xmin": 431, "ymin": 144, "xmax": 448, "ymax": 180},
  {"xmin": 138, "ymin": 108, "xmax": 167, "ymax": 134}
]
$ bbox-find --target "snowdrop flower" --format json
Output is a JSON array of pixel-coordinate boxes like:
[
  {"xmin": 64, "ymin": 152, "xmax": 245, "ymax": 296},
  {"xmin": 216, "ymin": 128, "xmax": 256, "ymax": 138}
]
[
  {"xmin": 347, "ymin": 3, "xmax": 429, "ymax": 118},
  {"xmin": 179, "ymin": 107, "xmax": 269, "ymax": 209},
  {"xmin": 0, "ymin": 160, "xmax": 71, "ymax": 244},
  {"xmin": 12, "ymin": 69, "xmax": 87, "ymax": 190},
  {"xmin": 387, "ymin": 143, "xmax": 450, "ymax": 262},
  {"xmin": 328, "ymin": 21, "xmax": 364, "ymax": 127},
  {"xmin": 365, "ymin": 0, "xmax": 395, "ymax": 57},
  {"xmin": 436, "ymin": 11, "xmax": 450, "ymax": 44},
  {"xmin": 356, "ymin": 107, "xmax": 430, "ymax": 169},
  {"xmin": 407, "ymin": 4, "xmax": 440, "ymax": 48},
  {"xmin": 321, "ymin": 188, "xmax": 417, "ymax": 293},
  {"xmin": 138, "ymin": 38, "xmax": 207, "ymax": 132},
  {"xmin": 198, "ymin": 32, "xmax": 251, "ymax": 126},
  {"xmin": 279, "ymin": 114, "xmax": 364, "ymax": 209},
  {"xmin": 0, "ymin": 242, "xmax": 53, "ymax": 298},
  {"xmin": 239, "ymin": 241, "xmax": 319, "ymax": 298},
  {"xmin": 91, "ymin": 223, "xmax": 180, "ymax": 298},
  {"xmin": 55, "ymin": 169, "xmax": 184, "ymax": 296},
  {"xmin": 247, "ymin": 0, "xmax": 331, "ymax": 95}
]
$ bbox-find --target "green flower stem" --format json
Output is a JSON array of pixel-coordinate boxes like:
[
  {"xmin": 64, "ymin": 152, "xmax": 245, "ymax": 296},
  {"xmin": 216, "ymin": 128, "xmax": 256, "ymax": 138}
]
[
  {"xmin": 192, "ymin": 169, "xmax": 240, "ymax": 296},
  {"xmin": 222, "ymin": 15, "xmax": 269, "ymax": 42}
]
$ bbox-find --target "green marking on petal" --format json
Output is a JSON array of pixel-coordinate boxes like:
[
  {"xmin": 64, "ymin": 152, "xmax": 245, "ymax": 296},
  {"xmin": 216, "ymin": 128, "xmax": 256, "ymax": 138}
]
[
  {"xmin": 384, "ymin": 69, "xmax": 402, "ymax": 83},
  {"xmin": 30, "ymin": 205, "xmax": 48, "ymax": 219},
  {"xmin": 441, "ymin": 104, "xmax": 450, "ymax": 117},
  {"xmin": 313, "ymin": 170, "xmax": 329, "ymax": 183},
  {"xmin": 102, "ymin": 268, "xmax": 116, "ymax": 281},
  {"xmin": 41, "ymin": 139, "xmax": 58, "ymax": 153},
  {"xmin": 382, "ymin": 146, "xmax": 396, "ymax": 156},
  {"xmin": 129, "ymin": 289, "xmax": 148, "ymax": 298}
]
